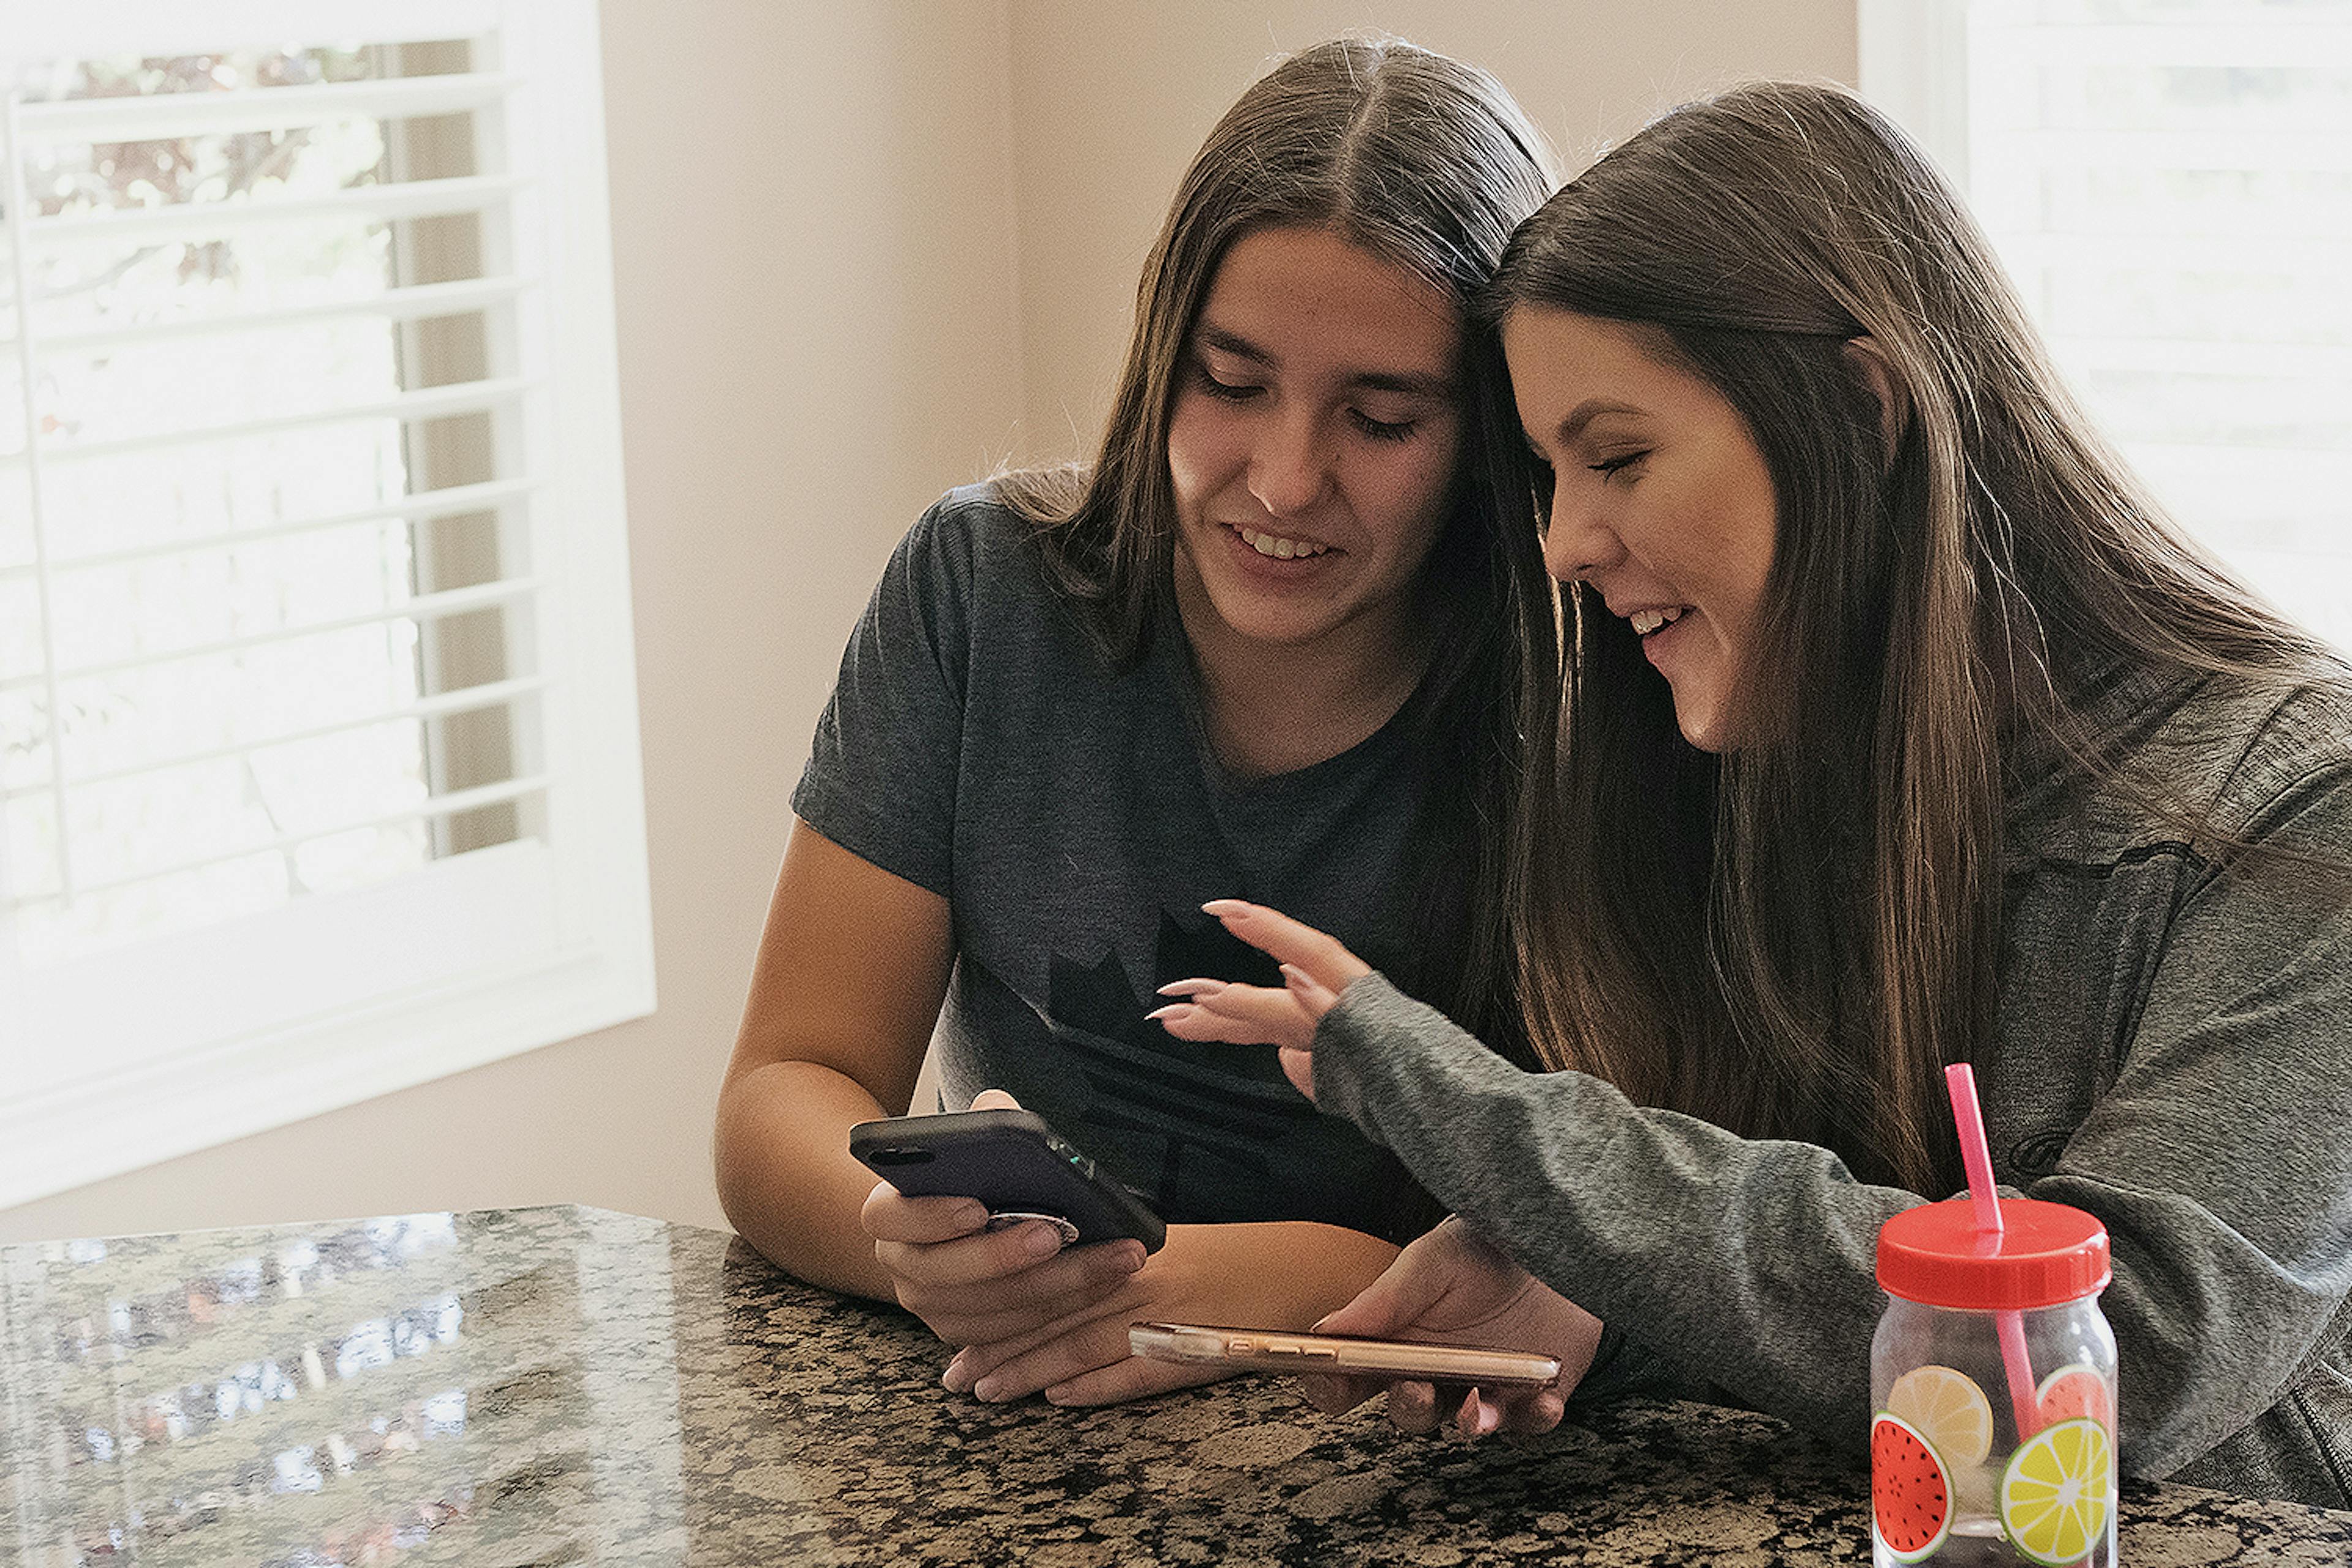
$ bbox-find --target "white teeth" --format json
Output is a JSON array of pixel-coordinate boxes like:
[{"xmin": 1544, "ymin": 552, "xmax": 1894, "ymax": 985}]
[
  {"xmin": 1240, "ymin": 527, "xmax": 1329, "ymax": 559},
  {"xmin": 1629, "ymin": 606, "xmax": 1687, "ymax": 636}
]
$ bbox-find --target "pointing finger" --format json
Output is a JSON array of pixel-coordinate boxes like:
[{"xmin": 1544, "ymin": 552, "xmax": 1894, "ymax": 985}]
[
  {"xmin": 1148, "ymin": 982, "xmax": 1316, "ymax": 1052},
  {"xmin": 1200, "ymin": 901, "xmax": 1371, "ymax": 995}
]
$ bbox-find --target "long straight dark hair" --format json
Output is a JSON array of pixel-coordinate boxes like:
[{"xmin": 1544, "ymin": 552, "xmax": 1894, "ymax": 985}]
[
  {"xmin": 1488, "ymin": 80, "xmax": 2343, "ymax": 1189},
  {"xmin": 998, "ymin": 38, "xmax": 1560, "ymax": 1052}
]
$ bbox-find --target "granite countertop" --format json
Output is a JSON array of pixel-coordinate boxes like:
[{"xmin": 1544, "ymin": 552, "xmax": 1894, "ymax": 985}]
[{"xmin": 2, "ymin": 1205, "xmax": 2345, "ymax": 1566}]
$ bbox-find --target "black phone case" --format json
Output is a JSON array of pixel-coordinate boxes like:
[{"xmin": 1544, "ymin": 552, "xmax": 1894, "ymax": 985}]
[{"xmin": 848, "ymin": 1109, "xmax": 1167, "ymax": 1253}]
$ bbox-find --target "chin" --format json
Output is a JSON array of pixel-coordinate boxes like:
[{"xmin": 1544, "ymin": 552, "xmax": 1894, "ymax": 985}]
[
  {"xmin": 1219, "ymin": 606, "xmax": 1334, "ymax": 650},
  {"xmin": 1672, "ymin": 701, "xmax": 1732, "ymax": 754},
  {"xmin": 1193, "ymin": 577, "xmax": 1321, "ymax": 645}
]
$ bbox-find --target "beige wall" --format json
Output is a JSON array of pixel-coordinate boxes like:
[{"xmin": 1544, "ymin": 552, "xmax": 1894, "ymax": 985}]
[
  {"xmin": 1004, "ymin": 0, "xmax": 1858, "ymax": 461},
  {"xmin": 0, "ymin": 0, "xmax": 1851, "ymax": 1245}
]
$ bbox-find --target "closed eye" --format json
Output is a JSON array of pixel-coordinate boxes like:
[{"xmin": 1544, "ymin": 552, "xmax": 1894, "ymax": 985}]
[
  {"xmin": 1193, "ymin": 363, "xmax": 1262, "ymax": 402},
  {"xmin": 1349, "ymin": 409, "xmax": 1418, "ymax": 443},
  {"xmin": 1589, "ymin": 451, "xmax": 1648, "ymax": 477}
]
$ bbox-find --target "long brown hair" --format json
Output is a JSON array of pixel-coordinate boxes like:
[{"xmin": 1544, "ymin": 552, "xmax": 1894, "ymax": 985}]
[
  {"xmin": 998, "ymin": 38, "xmax": 1561, "ymax": 1052},
  {"xmin": 1488, "ymin": 80, "xmax": 2343, "ymax": 1189}
]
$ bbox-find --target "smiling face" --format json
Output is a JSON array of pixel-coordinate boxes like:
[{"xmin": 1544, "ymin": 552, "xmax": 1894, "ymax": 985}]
[
  {"xmin": 1503, "ymin": 306, "xmax": 1779, "ymax": 752},
  {"xmin": 1165, "ymin": 226, "xmax": 1465, "ymax": 670}
]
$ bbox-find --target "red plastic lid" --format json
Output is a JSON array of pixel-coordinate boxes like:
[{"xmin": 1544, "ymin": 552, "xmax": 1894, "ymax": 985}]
[{"xmin": 1877, "ymin": 1197, "xmax": 2111, "ymax": 1310}]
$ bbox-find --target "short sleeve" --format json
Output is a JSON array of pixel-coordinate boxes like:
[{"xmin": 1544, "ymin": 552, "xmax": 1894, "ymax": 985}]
[{"xmin": 789, "ymin": 493, "xmax": 981, "ymax": 897}]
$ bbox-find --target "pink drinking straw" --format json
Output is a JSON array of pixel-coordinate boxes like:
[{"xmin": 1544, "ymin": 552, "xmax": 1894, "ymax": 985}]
[{"xmin": 1945, "ymin": 1063, "xmax": 2042, "ymax": 1441}]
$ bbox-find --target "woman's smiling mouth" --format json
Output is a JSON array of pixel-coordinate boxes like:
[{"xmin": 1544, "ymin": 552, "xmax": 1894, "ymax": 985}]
[{"xmin": 1235, "ymin": 524, "xmax": 1335, "ymax": 560}]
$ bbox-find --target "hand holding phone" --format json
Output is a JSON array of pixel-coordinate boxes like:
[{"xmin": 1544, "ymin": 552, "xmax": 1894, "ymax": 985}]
[
  {"xmin": 1289, "ymin": 1215, "xmax": 1604, "ymax": 1439},
  {"xmin": 850, "ymin": 1107, "xmax": 1166, "ymax": 1253},
  {"xmin": 1128, "ymin": 1321, "xmax": 1561, "ymax": 1386}
]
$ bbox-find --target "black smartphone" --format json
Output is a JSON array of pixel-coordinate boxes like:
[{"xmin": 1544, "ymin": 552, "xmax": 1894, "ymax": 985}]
[{"xmin": 848, "ymin": 1108, "xmax": 1167, "ymax": 1253}]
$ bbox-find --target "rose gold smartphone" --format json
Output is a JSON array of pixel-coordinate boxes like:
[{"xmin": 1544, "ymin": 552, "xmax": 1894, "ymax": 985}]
[{"xmin": 1129, "ymin": 1321, "xmax": 1561, "ymax": 1385}]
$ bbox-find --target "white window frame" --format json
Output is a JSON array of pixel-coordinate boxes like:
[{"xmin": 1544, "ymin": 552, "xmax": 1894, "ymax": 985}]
[
  {"xmin": 0, "ymin": 0, "xmax": 653, "ymax": 1209},
  {"xmin": 1858, "ymin": 1, "xmax": 1977, "ymax": 189},
  {"xmin": 1859, "ymin": 0, "xmax": 2352, "ymax": 650}
]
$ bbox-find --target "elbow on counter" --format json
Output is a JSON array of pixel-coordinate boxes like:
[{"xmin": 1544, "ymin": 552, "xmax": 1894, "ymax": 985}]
[{"xmin": 2104, "ymin": 1266, "xmax": 2351, "ymax": 1507}]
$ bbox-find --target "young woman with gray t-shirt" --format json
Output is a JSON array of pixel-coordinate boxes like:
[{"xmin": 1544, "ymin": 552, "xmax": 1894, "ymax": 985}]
[{"xmin": 715, "ymin": 37, "xmax": 1561, "ymax": 1409}]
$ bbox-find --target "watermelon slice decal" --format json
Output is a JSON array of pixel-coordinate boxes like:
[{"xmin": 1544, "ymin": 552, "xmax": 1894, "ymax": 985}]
[{"xmin": 1873, "ymin": 1411, "xmax": 1953, "ymax": 1562}]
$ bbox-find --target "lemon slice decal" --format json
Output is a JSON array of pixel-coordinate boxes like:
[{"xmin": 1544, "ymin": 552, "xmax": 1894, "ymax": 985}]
[
  {"xmin": 2000, "ymin": 1415, "xmax": 2114, "ymax": 1566},
  {"xmin": 1888, "ymin": 1363, "xmax": 1994, "ymax": 1466}
]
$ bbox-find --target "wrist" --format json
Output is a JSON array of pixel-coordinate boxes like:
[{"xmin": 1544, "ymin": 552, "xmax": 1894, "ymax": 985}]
[{"xmin": 1156, "ymin": 1221, "xmax": 1398, "ymax": 1327}]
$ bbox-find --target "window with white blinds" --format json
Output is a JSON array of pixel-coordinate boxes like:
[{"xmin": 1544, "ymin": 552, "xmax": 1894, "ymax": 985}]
[
  {"xmin": 0, "ymin": 1, "xmax": 652, "ymax": 1209},
  {"xmin": 1861, "ymin": 0, "xmax": 2352, "ymax": 649}
]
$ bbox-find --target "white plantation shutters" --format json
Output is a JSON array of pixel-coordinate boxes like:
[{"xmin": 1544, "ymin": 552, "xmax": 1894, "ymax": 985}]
[
  {"xmin": 0, "ymin": 1, "xmax": 652, "ymax": 1207},
  {"xmin": 1863, "ymin": 0, "xmax": 2352, "ymax": 650}
]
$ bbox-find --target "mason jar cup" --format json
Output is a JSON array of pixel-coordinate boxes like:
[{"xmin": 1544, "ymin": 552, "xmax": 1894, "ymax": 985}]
[{"xmin": 1871, "ymin": 1198, "xmax": 2116, "ymax": 1567}]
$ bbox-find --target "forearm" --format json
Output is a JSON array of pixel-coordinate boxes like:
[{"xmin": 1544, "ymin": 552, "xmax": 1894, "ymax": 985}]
[
  {"xmin": 1313, "ymin": 975, "xmax": 1904, "ymax": 1442},
  {"xmin": 1196, "ymin": 1221, "xmax": 1403, "ymax": 1327},
  {"xmin": 1314, "ymin": 974, "xmax": 2352, "ymax": 1477},
  {"xmin": 943, "ymin": 1218, "xmax": 1405, "ymax": 1405},
  {"xmin": 714, "ymin": 1059, "xmax": 901, "ymax": 1300}
]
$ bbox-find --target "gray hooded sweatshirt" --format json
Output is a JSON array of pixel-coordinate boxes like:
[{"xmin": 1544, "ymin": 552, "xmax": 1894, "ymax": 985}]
[{"xmin": 1310, "ymin": 665, "xmax": 2352, "ymax": 1509}]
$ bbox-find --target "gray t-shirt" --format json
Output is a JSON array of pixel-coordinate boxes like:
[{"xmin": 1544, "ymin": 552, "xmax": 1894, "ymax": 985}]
[
  {"xmin": 1310, "ymin": 662, "xmax": 2352, "ymax": 1508},
  {"xmin": 792, "ymin": 486, "xmax": 1446, "ymax": 1242}
]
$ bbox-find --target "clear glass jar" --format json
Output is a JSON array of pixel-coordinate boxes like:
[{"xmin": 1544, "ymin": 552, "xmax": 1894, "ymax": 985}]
[{"xmin": 1871, "ymin": 1197, "xmax": 2116, "ymax": 1567}]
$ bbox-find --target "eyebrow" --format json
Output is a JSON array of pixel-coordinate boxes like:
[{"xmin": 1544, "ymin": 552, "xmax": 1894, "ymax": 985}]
[
  {"xmin": 1530, "ymin": 400, "xmax": 1649, "ymax": 453},
  {"xmin": 1195, "ymin": 323, "xmax": 1455, "ymax": 400}
]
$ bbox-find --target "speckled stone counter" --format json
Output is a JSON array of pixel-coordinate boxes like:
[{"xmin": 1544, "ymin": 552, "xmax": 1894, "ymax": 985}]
[{"xmin": 2, "ymin": 1206, "xmax": 2346, "ymax": 1566}]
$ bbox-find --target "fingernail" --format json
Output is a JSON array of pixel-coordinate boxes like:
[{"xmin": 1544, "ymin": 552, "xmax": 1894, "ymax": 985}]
[
  {"xmin": 1144, "ymin": 1004, "xmax": 1188, "ymax": 1022},
  {"xmin": 1201, "ymin": 899, "xmax": 1250, "ymax": 918},
  {"xmin": 1476, "ymin": 1398, "xmax": 1501, "ymax": 1437},
  {"xmin": 1156, "ymin": 978, "xmax": 1225, "ymax": 997},
  {"xmin": 974, "ymin": 1378, "xmax": 1004, "ymax": 1403},
  {"xmin": 1120, "ymin": 1243, "xmax": 1147, "ymax": 1272},
  {"xmin": 1020, "ymin": 1222, "xmax": 1063, "ymax": 1258},
  {"xmin": 943, "ymin": 1353, "xmax": 971, "ymax": 1393}
]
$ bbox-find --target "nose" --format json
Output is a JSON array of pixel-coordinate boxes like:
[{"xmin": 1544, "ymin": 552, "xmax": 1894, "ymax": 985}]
[
  {"xmin": 1247, "ymin": 409, "xmax": 1335, "ymax": 519},
  {"xmin": 1541, "ymin": 492, "xmax": 1623, "ymax": 586}
]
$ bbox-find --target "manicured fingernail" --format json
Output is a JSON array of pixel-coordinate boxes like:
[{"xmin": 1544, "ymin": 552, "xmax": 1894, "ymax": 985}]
[
  {"xmin": 1475, "ymin": 1398, "xmax": 1501, "ymax": 1436},
  {"xmin": 1156, "ymin": 978, "xmax": 1225, "ymax": 997},
  {"xmin": 1144, "ymin": 1004, "xmax": 1188, "ymax": 1022},
  {"xmin": 1202, "ymin": 899, "xmax": 1250, "ymax": 918}
]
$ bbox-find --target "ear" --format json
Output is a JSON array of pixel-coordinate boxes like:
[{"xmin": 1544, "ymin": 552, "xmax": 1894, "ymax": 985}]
[{"xmin": 1842, "ymin": 335, "xmax": 1911, "ymax": 470}]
